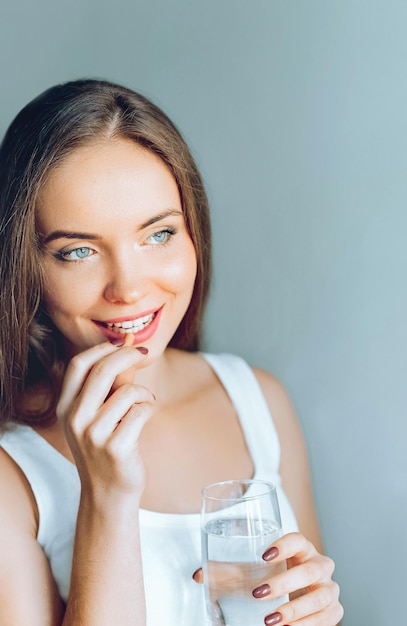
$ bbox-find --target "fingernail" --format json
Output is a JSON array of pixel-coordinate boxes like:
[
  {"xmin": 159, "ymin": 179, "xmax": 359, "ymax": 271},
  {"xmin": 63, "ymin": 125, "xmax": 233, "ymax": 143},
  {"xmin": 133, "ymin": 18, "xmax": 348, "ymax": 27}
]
[
  {"xmin": 192, "ymin": 567, "xmax": 202, "ymax": 582},
  {"xmin": 264, "ymin": 612, "xmax": 283, "ymax": 625},
  {"xmin": 136, "ymin": 346, "xmax": 148, "ymax": 355},
  {"xmin": 263, "ymin": 546, "xmax": 279, "ymax": 561},
  {"xmin": 252, "ymin": 583, "xmax": 270, "ymax": 598},
  {"xmin": 110, "ymin": 337, "xmax": 126, "ymax": 347}
]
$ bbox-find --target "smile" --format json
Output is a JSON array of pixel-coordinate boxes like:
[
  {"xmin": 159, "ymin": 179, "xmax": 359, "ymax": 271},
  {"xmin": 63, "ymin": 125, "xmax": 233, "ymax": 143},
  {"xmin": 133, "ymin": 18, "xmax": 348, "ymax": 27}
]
[{"xmin": 105, "ymin": 312, "xmax": 155, "ymax": 334}]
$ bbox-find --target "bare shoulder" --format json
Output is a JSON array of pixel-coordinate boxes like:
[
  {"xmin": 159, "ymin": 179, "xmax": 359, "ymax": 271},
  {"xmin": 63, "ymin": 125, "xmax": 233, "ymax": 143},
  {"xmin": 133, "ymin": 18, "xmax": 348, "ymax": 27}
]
[
  {"xmin": 0, "ymin": 446, "xmax": 64, "ymax": 624},
  {"xmin": 0, "ymin": 445, "xmax": 38, "ymax": 533},
  {"xmin": 251, "ymin": 367, "xmax": 305, "ymax": 448},
  {"xmin": 251, "ymin": 367, "xmax": 324, "ymax": 551}
]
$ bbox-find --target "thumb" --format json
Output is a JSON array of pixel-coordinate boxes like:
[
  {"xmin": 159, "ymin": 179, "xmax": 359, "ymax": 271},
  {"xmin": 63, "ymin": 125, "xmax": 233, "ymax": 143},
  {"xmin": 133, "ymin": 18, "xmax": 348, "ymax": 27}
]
[
  {"xmin": 111, "ymin": 364, "xmax": 138, "ymax": 392},
  {"xmin": 192, "ymin": 568, "xmax": 203, "ymax": 584},
  {"xmin": 111, "ymin": 342, "xmax": 148, "ymax": 392}
]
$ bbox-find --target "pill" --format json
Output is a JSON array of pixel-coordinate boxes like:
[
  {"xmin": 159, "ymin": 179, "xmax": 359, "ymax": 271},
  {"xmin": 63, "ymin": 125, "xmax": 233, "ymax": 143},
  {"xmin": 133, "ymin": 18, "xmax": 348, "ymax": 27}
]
[{"xmin": 124, "ymin": 333, "xmax": 134, "ymax": 347}]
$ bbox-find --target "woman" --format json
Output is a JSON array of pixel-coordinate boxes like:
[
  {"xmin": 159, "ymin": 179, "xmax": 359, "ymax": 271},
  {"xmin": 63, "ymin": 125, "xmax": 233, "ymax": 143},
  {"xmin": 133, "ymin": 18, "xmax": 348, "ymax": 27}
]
[{"xmin": 0, "ymin": 79, "xmax": 343, "ymax": 625}]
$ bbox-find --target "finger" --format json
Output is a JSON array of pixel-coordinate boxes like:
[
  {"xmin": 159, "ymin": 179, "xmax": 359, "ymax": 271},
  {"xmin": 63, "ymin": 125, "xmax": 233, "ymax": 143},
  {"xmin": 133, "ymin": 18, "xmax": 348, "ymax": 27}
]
[
  {"xmin": 265, "ymin": 594, "xmax": 344, "ymax": 626},
  {"xmin": 263, "ymin": 533, "xmax": 317, "ymax": 565},
  {"xmin": 264, "ymin": 580, "xmax": 341, "ymax": 625},
  {"xmin": 111, "ymin": 337, "xmax": 148, "ymax": 390},
  {"xmin": 256, "ymin": 556, "xmax": 334, "ymax": 600},
  {"xmin": 57, "ymin": 344, "xmax": 148, "ymax": 420},
  {"xmin": 83, "ymin": 384, "xmax": 155, "ymax": 445},
  {"xmin": 81, "ymin": 346, "xmax": 149, "ymax": 406},
  {"xmin": 105, "ymin": 400, "xmax": 154, "ymax": 457},
  {"xmin": 110, "ymin": 365, "xmax": 138, "ymax": 393},
  {"xmin": 58, "ymin": 342, "xmax": 119, "ymax": 415},
  {"xmin": 192, "ymin": 568, "xmax": 203, "ymax": 583}
]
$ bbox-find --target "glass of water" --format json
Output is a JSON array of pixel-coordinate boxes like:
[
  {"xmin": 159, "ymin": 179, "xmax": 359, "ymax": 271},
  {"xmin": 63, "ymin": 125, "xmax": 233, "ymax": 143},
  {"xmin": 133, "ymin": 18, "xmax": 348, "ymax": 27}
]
[{"xmin": 201, "ymin": 479, "xmax": 286, "ymax": 626}]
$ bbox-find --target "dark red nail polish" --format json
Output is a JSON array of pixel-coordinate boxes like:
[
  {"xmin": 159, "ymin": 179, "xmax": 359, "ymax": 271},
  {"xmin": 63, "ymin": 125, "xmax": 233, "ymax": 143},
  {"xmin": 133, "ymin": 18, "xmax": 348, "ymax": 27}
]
[
  {"xmin": 192, "ymin": 567, "xmax": 202, "ymax": 582},
  {"xmin": 264, "ymin": 612, "xmax": 282, "ymax": 625},
  {"xmin": 263, "ymin": 546, "xmax": 279, "ymax": 561},
  {"xmin": 136, "ymin": 346, "xmax": 148, "ymax": 355},
  {"xmin": 110, "ymin": 337, "xmax": 126, "ymax": 346},
  {"xmin": 252, "ymin": 583, "xmax": 271, "ymax": 598}
]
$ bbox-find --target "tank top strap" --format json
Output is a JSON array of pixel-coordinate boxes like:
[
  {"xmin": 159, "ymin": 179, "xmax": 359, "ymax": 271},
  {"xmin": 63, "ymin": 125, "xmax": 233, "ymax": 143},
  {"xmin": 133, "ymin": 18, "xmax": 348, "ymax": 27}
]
[{"xmin": 201, "ymin": 353, "xmax": 281, "ymax": 479}]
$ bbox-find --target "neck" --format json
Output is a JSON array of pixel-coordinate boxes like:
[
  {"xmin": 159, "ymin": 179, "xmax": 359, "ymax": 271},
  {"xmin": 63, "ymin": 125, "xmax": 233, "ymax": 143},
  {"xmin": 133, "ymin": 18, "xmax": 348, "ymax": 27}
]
[{"xmin": 128, "ymin": 348, "xmax": 176, "ymax": 407}]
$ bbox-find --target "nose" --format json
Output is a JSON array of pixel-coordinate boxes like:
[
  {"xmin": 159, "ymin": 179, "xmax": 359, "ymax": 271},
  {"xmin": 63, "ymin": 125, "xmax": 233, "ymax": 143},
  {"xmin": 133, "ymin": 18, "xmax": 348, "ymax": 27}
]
[{"xmin": 103, "ymin": 253, "xmax": 147, "ymax": 304}]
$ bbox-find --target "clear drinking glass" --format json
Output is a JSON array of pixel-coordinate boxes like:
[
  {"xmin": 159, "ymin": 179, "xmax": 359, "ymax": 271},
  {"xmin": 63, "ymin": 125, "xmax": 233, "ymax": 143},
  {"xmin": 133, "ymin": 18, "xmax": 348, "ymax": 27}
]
[{"xmin": 201, "ymin": 479, "xmax": 286, "ymax": 626}]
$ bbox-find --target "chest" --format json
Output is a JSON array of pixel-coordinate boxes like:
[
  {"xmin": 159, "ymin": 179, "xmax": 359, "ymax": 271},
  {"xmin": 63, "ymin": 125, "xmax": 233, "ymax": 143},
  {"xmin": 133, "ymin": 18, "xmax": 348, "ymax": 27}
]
[{"xmin": 138, "ymin": 383, "xmax": 254, "ymax": 513}]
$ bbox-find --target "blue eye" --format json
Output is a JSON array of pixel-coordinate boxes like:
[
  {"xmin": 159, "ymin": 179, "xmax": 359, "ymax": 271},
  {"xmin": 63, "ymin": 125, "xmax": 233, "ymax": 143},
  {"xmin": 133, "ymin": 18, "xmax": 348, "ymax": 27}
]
[
  {"xmin": 57, "ymin": 247, "xmax": 94, "ymax": 261},
  {"xmin": 148, "ymin": 228, "xmax": 176, "ymax": 245},
  {"xmin": 73, "ymin": 247, "xmax": 91, "ymax": 259}
]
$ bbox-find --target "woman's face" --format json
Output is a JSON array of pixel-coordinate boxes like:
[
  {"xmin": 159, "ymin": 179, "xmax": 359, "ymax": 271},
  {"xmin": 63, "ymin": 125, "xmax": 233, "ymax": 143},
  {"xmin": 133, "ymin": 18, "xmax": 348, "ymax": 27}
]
[{"xmin": 36, "ymin": 139, "xmax": 197, "ymax": 360}]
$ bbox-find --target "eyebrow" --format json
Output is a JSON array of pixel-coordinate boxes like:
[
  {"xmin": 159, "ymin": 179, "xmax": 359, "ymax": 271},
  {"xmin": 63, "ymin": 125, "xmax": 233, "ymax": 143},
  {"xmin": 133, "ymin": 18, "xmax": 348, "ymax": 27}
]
[{"xmin": 41, "ymin": 208, "xmax": 184, "ymax": 244}]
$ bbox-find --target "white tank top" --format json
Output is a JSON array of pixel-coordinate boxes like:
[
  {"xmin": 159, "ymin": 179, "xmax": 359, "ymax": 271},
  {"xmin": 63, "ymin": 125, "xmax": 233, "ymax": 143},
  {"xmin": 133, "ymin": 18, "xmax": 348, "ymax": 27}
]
[{"xmin": 0, "ymin": 353, "xmax": 298, "ymax": 625}]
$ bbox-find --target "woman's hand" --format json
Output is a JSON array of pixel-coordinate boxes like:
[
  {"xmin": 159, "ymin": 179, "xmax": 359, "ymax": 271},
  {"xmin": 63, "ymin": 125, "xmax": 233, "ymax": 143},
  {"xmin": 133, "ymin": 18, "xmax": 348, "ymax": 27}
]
[
  {"xmin": 57, "ymin": 341, "xmax": 153, "ymax": 624},
  {"xmin": 193, "ymin": 532, "xmax": 343, "ymax": 626},
  {"xmin": 253, "ymin": 532, "xmax": 343, "ymax": 625},
  {"xmin": 56, "ymin": 341, "xmax": 155, "ymax": 503}
]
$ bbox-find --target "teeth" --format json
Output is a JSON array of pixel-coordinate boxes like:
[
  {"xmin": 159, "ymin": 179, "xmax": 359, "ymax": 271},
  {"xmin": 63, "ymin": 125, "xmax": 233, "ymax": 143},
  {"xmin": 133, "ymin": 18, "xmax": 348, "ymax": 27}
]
[{"xmin": 106, "ymin": 313, "xmax": 154, "ymax": 333}]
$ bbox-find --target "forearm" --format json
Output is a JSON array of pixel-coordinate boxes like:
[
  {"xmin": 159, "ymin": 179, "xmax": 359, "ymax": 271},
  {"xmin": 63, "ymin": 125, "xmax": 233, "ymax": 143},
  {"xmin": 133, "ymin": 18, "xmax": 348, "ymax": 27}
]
[
  {"xmin": 54, "ymin": 341, "xmax": 155, "ymax": 625},
  {"xmin": 63, "ymin": 494, "xmax": 145, "ymax": 626}
]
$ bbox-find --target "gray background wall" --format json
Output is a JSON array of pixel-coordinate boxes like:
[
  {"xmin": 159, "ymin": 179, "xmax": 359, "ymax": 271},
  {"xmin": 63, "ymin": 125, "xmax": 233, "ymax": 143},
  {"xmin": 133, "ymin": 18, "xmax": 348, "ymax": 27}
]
[{"xmin": 1, "ymin": 1, "xmax": 405, "ymax": 624}]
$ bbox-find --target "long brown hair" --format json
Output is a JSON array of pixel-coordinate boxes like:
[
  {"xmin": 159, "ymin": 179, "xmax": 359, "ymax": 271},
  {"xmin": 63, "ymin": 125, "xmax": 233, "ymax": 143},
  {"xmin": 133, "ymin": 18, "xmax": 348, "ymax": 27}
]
[{"xmin": 0, "ymin": 79, "xmax": 212, "ymax": 428}]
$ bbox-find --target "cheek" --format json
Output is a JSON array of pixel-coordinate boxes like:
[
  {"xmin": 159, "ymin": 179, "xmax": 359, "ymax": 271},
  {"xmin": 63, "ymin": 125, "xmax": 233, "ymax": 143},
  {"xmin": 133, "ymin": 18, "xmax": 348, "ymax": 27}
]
[
  {"xmin": 163, "ymin": 245, "xmax": 197, "ymax": 295},
  {"xmin": 42, "ymin": 275, "xmax": 66, "ymax": 316},
  {"xmin": 41, "ymin": 269, "xmax": 96, "ymax": 319}
]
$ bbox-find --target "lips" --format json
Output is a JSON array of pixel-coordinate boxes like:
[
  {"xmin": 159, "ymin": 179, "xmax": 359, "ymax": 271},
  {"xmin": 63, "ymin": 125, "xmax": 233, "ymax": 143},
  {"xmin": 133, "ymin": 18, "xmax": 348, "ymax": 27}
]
[
  {"xmin": 93, "ymin": 306, "xmax": 163, "ymax": 343},
  {"xmin": 105, "ymin": 312, "xmax": 154, "ymax": 334}
]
